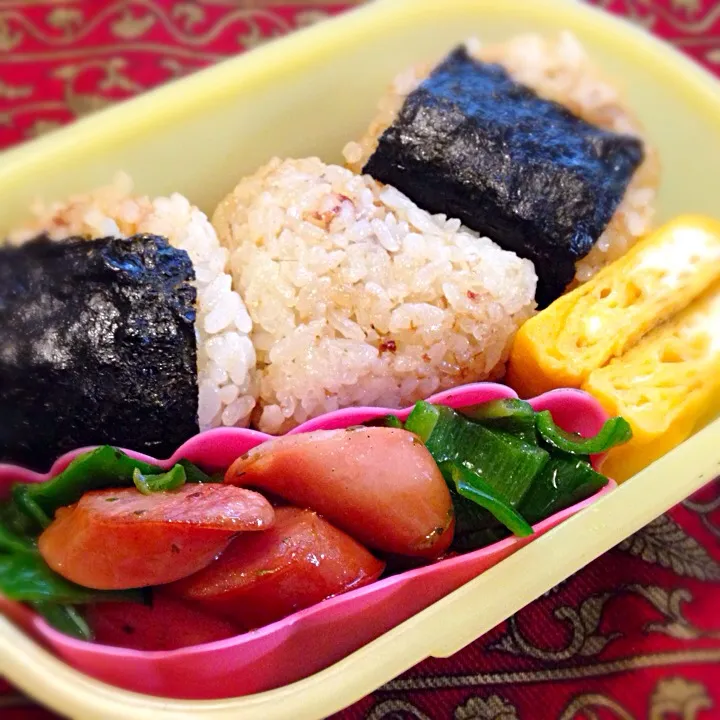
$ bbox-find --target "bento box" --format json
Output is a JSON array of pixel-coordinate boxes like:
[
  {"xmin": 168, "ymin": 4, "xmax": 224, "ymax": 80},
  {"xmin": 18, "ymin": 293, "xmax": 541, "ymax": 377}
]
[{"xmin": 1, "ymin": 0, "xmax": 719, "ymax": 718}]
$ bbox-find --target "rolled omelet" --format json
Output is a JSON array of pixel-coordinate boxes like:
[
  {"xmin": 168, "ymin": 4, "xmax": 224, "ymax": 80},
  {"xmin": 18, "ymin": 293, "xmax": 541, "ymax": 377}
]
[
  {"xmin": 584, "ymin": 283, "xmax": 720, "ymax": 482},
  {"xmin": 506, "ymin": 215, "xmax": 720, "ymax": 398}
]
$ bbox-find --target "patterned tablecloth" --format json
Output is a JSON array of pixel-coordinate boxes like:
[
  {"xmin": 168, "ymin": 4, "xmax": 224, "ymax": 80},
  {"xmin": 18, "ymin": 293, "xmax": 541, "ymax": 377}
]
[{"xmin": 1, "ymin": 2, "xmax": 719, "ymax": 718}]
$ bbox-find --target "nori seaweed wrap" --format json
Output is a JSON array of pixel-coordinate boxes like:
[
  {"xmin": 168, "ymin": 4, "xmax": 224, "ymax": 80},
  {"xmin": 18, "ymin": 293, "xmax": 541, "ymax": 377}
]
[
  {"xmin": 363, "ymin": 47, "xmax": 645, "ymax": 308},
  {"xmin": 0, "ymin": 234, "xmax": 199, "ymax": 470}
]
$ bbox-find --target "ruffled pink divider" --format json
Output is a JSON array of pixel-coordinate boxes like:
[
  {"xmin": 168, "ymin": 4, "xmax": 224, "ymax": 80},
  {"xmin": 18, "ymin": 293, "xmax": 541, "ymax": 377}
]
[{"xmin": 0, "ymin": 383, "xmax": 614, "ymax": 700}]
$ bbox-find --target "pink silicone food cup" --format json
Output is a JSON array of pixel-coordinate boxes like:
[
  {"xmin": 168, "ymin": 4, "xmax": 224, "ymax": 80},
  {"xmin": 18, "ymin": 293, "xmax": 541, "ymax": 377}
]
[{"xmin": 0, "ymin": 382, "xmax": 614, "ymax": 699}]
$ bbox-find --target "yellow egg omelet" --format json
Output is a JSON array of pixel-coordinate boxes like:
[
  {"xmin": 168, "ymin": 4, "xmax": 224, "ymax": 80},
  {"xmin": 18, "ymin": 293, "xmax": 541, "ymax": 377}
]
[{"xmin": 506, "ymin": 215, "xmax": 720, "ymax": 398}]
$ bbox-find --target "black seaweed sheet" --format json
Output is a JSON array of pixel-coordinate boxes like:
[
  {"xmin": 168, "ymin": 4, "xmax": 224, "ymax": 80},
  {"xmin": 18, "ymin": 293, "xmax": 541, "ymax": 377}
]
[
  {"xmin": 363, "ymin": 48, "xmax": 645, "ymax": 307},
  {"xmin": 0, "ymin": 234, "xmax": 199, "ymax": 471}
]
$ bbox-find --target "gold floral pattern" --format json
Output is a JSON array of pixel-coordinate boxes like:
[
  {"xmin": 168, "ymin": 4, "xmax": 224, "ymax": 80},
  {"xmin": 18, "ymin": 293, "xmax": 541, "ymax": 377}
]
[
  {"xmin": 489, "ymin": 594, "xmax": 620, "ymax": 661},
  {"xmin": 46, "ymin": 7, "xmax": 85, "ymax": 35},
  {"xmin": 489, "ymin": 585, "xmax": 719, "ymax": 664},
  {"xmin": 668, "ymin": 0, "xmax": 703, "ymax": 14},
  {"xmin": 0, "ymin": 0, "xmax": 717, "ymax": 143},
  {"xmin": 172, "ymin": 3, "xmax": 207, "ymax": 32},
  {"xmin": 650, "ymin": 677, "xmax": 713, "ymax": 719},
  {"xmin": 0, "ymin": 80, "xmax": 32, "ymax": 100},
  {"xmin": 366, "ymin": 695, "xmax": 522, "ymax": 720},
  {"xmin": 683, "ymin": 487, "xmax": 720, "ymax": 539},
  {"xmin": 0, "ymin": 1, "xmax": 338, "ymax": 144},
  {"xmin": 110, "ymin": 8, "xmax": 156, "ymax": 40},
  {"xmin": 455, "ymin": 695, "xmax": 520, "ymax": 720},
  {"xmin": 366, "ymin": 699, "xmax": 433, "ymax": 720},
  {"xmin": 593, "ymin": 0, "xmax": 720, "ymax": 66},
  {"xmin": 0, "ymin": 14, "xmax": 22, "ymax": 51},
  {"xmin": 631, "ymin": 585, "xmax": 720, "ymax": 640},
  {"xmin": 559, "ymin": 678, "xmax": 713, "ymax": 719},
  {"xmin": 559, "ymin": 693, "xmax": 635, "ymax": 720},
  {"xmin": 26, "ymin": 118, "xmax": 62, "ymax": 138},
  {"xmin": 616, "ymin": 515, "xmax": 720, "ymax": 581}
]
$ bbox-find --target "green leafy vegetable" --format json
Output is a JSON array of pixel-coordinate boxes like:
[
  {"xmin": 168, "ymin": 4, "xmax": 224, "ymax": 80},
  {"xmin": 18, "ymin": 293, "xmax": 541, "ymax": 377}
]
[
  {"xmin": 518, "ymin": 453, "xmax": 609, "ymax": 525},
  {"xmin": 0, "ymin": 446, "xmax": 209, "ymax": 639},
  {"xmin": 0, "ymin": 542, "xmax": 140, "ymax": 637},
  {"xmin": 365, "ymin": 415, "xmax": 404, "ymax": 429},
  {"xmin": 461, "ymin": 398, "xmax": 537, "ymax": 443},
  {"xmin": 442, "ymin": 463, "xmax": 533, "ymax": 537},
  {"xmin": 0, "ymin": 522, "xmax": 36, "ymax": 554},
  {"xmin": 406, "ymin": 399, "xmax": 628, "ymax": 551},
  {"xmin": 406, "ymin": 402, "xmax": 549, "ymax": 507},
  {"xmin": 133, "ymin": 465, "xmax": 186, "ymax": 496},
  {"xmin": 0, "ymin": 553, "xmax": 141, "ymax": 605},
  {"xmin": 18, "ymin": 446, "xmax": 161, "ymax": 518},
  {"xmin": 404, "ymin": 401, "xmax": 440, "ymax": 444},
  {"xmin": 535, "ymin": 411, "xmax": 632, "ymax": 455},
  {"xmin": 0, "ymin": 499, "xmax": 41, "ymax": 539},
  {"xmin": 11, "ymin": 484, "xmax": 52, "ymax": 531},
  {"xmin": 449, "ymin": 489, "xmax": 509, "ymax": 551},
  {"xmin": 30, "ymin": 602, "xmax": 93, "ymax": 641},
  {"xmin": 11, "ymin": 446, "xmax": 212, "ymax": 523},
  {"xmin": 177, "ymin": 459, "xmax": 216, "ymax": 484}
]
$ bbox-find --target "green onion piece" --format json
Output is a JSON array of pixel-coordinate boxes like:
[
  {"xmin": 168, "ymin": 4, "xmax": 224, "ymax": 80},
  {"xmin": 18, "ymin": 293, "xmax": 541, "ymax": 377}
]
[
  {"xmin": 133, "ymin": 465, "xmax": 186, "ymax": 495},
  {"xmin": 31, "ymin": 602, "xmax": 93, "ymax": 641},
  {"xmin": 448, "ymin": 486, "xmax": 508, "ymax": 551},
  {"xmin": 364, "ymin": 415, "xmax": 404, "ymax": 429},
  {"xmin": 0, "ymin": 553, "xmax": 142, "ymax": 605},
  {"xmin": 0, "ymin": 500, "xmax": 39, "ymax": 539},
  {"xmin": 407, "ymin": 402, "xmax": 548, "ymax": 507},
  {"xmin": 519, "ymin": 453, "xmax": 609, "ymax": 526},
  {"xmin": 11, "ymin": 485, "xmax": 52, "ymax": 531},
  {"xmin": 0, "ymin": 521, "xmax": 36, "ymax": 554},
  {"xmin": 454, "ymin": 525, "xmax": 510, "ymax": 551},
  {"xmin": 177, "ymin": 459, "xmax": 215, "ymax": 484},
  {"xmin": 461, "ymin": 399, "xmax": 537, "ymax": 443},
  {"xmin": 443, "ymin": 463, "xmax": 534, "ymax": 537},
  {"xmin": 536, "ymin": 411, "xmax": 633, "ymax": 455},
  {"xmin": 20, "ymin": 446, "xmax": 161, "ymax": 518},
  {"xmin": 404, "ymin": 401, "xmax": 440, "ymax": 443}
]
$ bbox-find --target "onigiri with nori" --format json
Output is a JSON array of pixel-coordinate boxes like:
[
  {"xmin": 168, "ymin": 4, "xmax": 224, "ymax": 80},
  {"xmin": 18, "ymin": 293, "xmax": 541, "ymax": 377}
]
[
  {"xmin": 345, "ymin": 33, "xmax": 659, "ymax": 305},
  {"xmin": 9, "ymin": 175, "xmax": 257, "ymax": 431},
  {"xmin": 0, "ymin": 234, "xmax": 198, "ymax": 470},
  {"xmin": 212, "ymin": 157, "xmax": 537, "ymax": 434}
]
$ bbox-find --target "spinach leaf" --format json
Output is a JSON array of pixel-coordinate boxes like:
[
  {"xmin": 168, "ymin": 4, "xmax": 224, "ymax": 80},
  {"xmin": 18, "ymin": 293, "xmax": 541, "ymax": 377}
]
[
  {"xmin": 30, "ymin": 602, "xmax": 93, "ymax": 641},
  {"xmin": 536, "ymin": 411, "xmax": 632, "ymax": 455},
  {"xmin": 19, "ymin": 446, "xmax": 161, "ymax": 518},
  {"xmin": 15, "ymin": 446, "xmax": 212, "ymax": 521},
  {"xmin": 0, "ymin": 446, "xmax": 212, "ymax": 640},
  {"xmin": 0, "ymin": 553, "xmax": 141, "ymax": 605},
  {"xmin": 0, "ymin": 521, "xmax": 36, "ymax": 554},
  {"xmin": 133, "ymin": 465, "xmax": 186, "ymax": 495},
  {"xmin": 442, "ymin": 462, "xmax": 534, "ymax": 538},
  {"xmin": 177, "ymin": 459, "xmax": 216, "ymax": 484}
]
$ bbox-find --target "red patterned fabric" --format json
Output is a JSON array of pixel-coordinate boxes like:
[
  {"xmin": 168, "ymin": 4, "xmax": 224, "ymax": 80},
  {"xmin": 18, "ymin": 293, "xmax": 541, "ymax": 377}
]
[{"xmin": 1, "ymin": 2, "xmax": 719, "ymax": 718}]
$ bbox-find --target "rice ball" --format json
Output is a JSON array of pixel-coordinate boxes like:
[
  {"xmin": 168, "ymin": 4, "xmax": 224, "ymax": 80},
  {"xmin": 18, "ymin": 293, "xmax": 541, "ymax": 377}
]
[
  {"xmin": 9, "ymin": 173, "xmax": 257, "ymax": 431},
  {"xmin": 343, "ymin": 32, "xmax": 660, "ymax": 289},
  {"xmin": 213, "ymin": 157, "xmax": 537, "ymax": 434}
]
